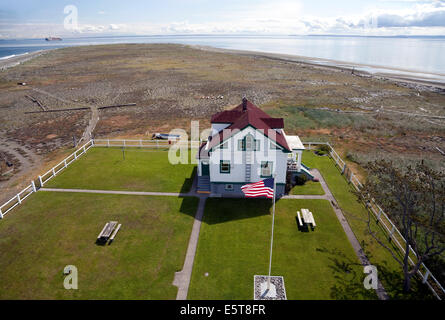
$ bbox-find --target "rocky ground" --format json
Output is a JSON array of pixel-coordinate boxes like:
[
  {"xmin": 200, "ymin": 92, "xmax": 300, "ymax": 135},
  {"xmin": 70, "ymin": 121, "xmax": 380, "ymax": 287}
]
[{"xmin": 0, "ymin": 43, "xmax": 444, "ymax": 203}]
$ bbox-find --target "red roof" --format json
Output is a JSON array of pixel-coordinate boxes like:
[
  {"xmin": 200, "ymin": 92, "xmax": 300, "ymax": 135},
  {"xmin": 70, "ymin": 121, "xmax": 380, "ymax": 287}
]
[{"xmin": 206, "ymin": 99, "xmax": 290, "ymax": 152}]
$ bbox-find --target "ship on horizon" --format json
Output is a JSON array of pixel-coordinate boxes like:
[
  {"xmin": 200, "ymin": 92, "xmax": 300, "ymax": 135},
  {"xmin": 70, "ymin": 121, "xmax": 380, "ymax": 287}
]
[{"xmin": 45, "ymin": 37, "xmax": 62, "ymax": 41}]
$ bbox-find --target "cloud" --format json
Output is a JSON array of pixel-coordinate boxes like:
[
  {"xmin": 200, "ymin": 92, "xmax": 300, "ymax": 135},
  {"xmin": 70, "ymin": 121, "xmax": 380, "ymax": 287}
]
[{"xmin": 2, "ymin": 0, "xmax": 445, "ymax": 38}]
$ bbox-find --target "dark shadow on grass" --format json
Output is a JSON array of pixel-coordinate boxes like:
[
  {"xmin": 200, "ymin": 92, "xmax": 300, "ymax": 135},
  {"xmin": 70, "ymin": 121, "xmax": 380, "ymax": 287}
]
[
  {"xmin": 295, "ymin": 217, "xmax": 311, "ymax": 233},
  {"xmin": 316, "ymin": 247, "xmax": 378, "ymax": 300},
  {"xmin": 201, "ymin": 198, "xmax": 273, "ymax": 225},
  {"xmin": 179, "ymin": 166, "xmax": 197, "ymax": 194},
  {"xmin": 319, "ymin": 244, "xmax": 437, "ymax": 300},
  {"xmin": 178, "ymin": 196, "xmax": 201, "ymax": 218},
  {"xmin": 361, "ymin": 245, "xmax": 437, "ymax": 300}
]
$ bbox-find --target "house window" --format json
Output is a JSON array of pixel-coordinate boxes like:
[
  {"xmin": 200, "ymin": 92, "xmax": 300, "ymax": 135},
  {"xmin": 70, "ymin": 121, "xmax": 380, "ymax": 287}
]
[
  {"xmin": 238, "ymin": 134, "xmax": 260, "ymax": 151},
  {"xmin": 261, "ymin": 161, "xmax": 273, "ymax": 177},
  {"xmin": 225, "ymin": 184, "xmax": 234, "ymax": 191},
  {"xmin": 220, "ymin": 160, "xmax": 231, "ymax": 174}
]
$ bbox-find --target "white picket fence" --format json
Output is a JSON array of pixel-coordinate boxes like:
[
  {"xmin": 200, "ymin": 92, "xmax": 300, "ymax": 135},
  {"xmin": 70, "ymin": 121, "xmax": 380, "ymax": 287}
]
[
  {"xmin": 0, "ymin": 139, "xmax": 94, "ymax": 219},
  {"xmin": 304, "ymin": 141, "xmax": 444, "ymax": 300},
  {"xmin": 92, "ymin": 138, "xmax": 200, "ymax": 148}
]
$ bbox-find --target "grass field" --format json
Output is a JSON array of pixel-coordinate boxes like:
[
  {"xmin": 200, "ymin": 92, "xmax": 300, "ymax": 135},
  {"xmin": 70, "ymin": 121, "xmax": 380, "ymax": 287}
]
[
  {"xmin": 0, "ymin": 192, "xmax": 198, "ymax": 299},
  {"xmin": 188, "ymin": 198, "xmax": 376, "ymax": 300},
  {"xmin": 289, "ymin": 180, "xmax": 325, "ymax": 195},
  {"xmin": 44, "ymin": 148, "xmax": 196, "ymax": 193}
]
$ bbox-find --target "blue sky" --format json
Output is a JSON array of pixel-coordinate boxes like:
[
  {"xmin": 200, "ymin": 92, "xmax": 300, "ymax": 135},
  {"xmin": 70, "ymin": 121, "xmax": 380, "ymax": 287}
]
[{"xmin": 1, "ymin": 0, "xmax": 445, "ymax": 38}]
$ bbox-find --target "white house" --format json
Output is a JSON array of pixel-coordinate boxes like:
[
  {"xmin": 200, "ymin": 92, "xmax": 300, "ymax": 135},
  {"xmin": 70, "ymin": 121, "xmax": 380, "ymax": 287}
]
[{"xmin": 197, "ymin": 98, "xmax": 312, "ymax": 197}]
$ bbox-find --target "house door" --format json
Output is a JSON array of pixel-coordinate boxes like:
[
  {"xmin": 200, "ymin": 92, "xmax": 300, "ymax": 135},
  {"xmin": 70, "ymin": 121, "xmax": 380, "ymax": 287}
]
[{"xmin": 201, "ymin": 162, "xmax": 210, "ymax": 176}]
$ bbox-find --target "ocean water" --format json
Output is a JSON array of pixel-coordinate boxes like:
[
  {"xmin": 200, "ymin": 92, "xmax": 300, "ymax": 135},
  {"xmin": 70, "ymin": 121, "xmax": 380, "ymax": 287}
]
[{"xmin": 1, "ymin": 35, "xmax": 445, "ymax": 81}]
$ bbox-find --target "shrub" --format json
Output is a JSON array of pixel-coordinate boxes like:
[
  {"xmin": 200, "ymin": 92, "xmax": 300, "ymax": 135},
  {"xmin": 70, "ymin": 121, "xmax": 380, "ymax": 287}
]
[
  {"xmin": 294, "ymin": 174, "xmax": 308, "ymax": 185},
  {"xmin": 315, "ymin": 144, "xmax": 331, "ymax": 156}
]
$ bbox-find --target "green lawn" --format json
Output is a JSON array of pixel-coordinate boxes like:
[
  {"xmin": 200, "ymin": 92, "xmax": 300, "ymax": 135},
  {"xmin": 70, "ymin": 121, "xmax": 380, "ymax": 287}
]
[
  {"xmin": 289, "ymin": 180, "xmax": 325, "ymax": 195},
  {"xmin": 0, "ymin": 192, "xmax": 198, "ymax": 299},
  {"xmin": 188, "ymin": 198, "xmax": 376, "ymax": 300},
  {"xmin": 301, "ymin": 150, "xmax": 434, "ymax": 299},
  {"xmin": 44, "ymin": 148, "xmax": 196, "ymax": 193}
]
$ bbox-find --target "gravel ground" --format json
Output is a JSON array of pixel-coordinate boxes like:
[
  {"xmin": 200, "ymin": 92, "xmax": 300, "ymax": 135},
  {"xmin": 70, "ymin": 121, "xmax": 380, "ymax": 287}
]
[{"xmin": 254, "ymin": 275, "xmax": 287, "ymax": 300}]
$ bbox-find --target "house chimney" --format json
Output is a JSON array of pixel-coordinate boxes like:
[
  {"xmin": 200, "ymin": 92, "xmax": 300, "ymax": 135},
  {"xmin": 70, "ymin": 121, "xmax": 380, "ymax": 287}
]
[{"xmin": 242, "ymin": 97, "xmax": 247, "ymax": 111}]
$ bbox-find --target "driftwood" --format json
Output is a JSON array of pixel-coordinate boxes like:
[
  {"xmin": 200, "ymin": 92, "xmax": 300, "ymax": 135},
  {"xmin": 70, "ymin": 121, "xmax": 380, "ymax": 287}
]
[
  {"xmin": 24, "ymin": 103, "xmax": 136, "ymax": 114},
  {"xmin": 25, "ymin": 95, "xmax": 47, "ymax": 111},
  {"xmin": 24, "ymin": 107, "xmax": 89, "ymax": 114},
  {"xmin": 98, "ymin": 103, "xmax": 136, "ymax": 110},
  {"xmin": 436, "ymin": 147, "xmax": 445, "ymax": 157}
]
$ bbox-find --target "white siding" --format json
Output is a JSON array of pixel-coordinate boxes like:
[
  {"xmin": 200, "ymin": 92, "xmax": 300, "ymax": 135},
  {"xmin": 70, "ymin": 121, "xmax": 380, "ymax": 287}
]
[{"xmin": 208, "ymin": 126, "xmax": 288, "ymax": 184}]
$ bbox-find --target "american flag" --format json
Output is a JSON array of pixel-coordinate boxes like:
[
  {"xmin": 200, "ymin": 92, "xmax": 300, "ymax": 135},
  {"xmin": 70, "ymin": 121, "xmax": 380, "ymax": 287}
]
[{"xmin": 241, "ymin": 178, "xmax": 274, "ymax": 199}]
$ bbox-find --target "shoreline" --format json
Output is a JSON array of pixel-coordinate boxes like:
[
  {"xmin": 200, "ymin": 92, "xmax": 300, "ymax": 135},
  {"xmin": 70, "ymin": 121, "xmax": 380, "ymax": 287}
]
[
  {"xmin": 0, "ymin": 49, "xmax": 51, "ymax": 71},
  {"xmin": 191, "ymin": 45, "xmax": 445, "ymax": 91},
  {"xmin": 2, "ymin": 43, "xmax": 445, "ymax": 92}
]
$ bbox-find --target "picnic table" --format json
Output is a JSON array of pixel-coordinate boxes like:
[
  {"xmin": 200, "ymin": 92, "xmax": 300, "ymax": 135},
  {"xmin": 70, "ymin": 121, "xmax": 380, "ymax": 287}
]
[
  {"xmin": 297, "ymin": 209, "xmax": 316, "ymax": 229},
  {"xmin": 97, "ymin": 221, "xmax": 121, "ymax": 244}
]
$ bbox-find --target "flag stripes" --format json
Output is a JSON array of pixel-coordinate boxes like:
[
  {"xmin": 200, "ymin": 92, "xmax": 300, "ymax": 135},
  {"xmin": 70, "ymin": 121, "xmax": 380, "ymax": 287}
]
[{"xmin": 241, "ymin": 178, "xmax": 274, "ymax": 199}]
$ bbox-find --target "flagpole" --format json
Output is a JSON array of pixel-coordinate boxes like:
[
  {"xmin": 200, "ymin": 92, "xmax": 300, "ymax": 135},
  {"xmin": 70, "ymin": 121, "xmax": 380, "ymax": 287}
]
[{"xmin": 267, "ymin": 172, "xmax": 276, "ymax": 291}]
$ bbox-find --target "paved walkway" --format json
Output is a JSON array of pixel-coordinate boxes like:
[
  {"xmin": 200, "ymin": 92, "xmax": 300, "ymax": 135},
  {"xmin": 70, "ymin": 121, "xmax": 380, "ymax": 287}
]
[{"xmin": 173, "ymin": 195, "xmax": 207, "ymax": 300}]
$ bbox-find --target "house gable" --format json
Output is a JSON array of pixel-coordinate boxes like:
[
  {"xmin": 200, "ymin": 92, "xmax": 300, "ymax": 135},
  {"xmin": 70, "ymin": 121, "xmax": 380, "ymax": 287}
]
[{"xmin": 209, "ymin": 124, "xmax": 290, "ymax": 153}]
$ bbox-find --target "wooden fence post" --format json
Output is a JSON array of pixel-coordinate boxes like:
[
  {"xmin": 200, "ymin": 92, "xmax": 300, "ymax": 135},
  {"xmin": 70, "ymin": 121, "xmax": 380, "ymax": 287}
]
[
  {"xmin": 341, "ymin": 163, "xmax": 347, "ymax": 174},
  {"xmin": 64, "ymin": 159, "xmax": 67, "ymax": 168},
  {"xmin": 39, "ymin": 175, "xmax": 43, "ymax": 187},
  {"xmin": 17, "ymin": 194, "xmax": 21, "ymax": 204},
  {"xmin": 422, "ymin": 269, "xmax": 431, "ymax": 284},
  {"xmin": 389, "ymin": 225, "xmax": 395, "ymax": 241},
  {"xmin": 31, "ymin": 180, "xmax": 36, "ymax": 192},
  {"xmin": 0, "ymin": 207, "xmax": 3, "ymax": 219},
  {"xmin": 52, "ymin": 167, "xmax": 56, "ymax": 176},
  {"xmin": 376, "ymin": 208, "xmax": 383, "ymax": 223}
]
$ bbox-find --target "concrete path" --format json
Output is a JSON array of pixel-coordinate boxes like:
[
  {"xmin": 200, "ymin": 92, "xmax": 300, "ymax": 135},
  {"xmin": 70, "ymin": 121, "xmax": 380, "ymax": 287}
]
[
  {"xmin": 282, "ymin": 194, "xmax": 327, "ymax": 200},
  {"xmin": 173, "ymin": 195, "xmax": 207, "ymax": 300},
  {"xmin": 310, "ymin": 169, "xmax": 389, "ymax": 300}
]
